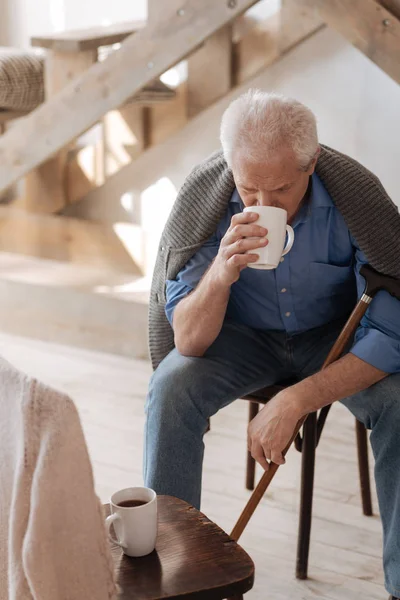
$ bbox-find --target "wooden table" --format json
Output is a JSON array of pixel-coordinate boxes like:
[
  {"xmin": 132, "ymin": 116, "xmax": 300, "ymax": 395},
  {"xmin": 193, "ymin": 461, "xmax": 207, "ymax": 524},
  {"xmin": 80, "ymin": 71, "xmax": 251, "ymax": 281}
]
[{"xmin": 104, "ymin": 496, "xmax": 254, "ymax": 600}]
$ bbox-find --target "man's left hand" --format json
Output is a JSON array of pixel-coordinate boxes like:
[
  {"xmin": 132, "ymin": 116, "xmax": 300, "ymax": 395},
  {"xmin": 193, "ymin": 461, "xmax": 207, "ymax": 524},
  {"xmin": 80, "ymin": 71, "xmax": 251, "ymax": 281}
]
[{"xmin": 247, "ymin": 391, "xmax": 303, "ymax": 470}]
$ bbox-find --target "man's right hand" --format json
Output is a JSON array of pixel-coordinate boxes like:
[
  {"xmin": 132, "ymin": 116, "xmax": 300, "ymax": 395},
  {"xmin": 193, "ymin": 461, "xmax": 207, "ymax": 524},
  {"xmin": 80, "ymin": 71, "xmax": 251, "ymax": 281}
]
[{"xmin": 210, "ymin": 211, "xmax": 268, "ymax": 287}]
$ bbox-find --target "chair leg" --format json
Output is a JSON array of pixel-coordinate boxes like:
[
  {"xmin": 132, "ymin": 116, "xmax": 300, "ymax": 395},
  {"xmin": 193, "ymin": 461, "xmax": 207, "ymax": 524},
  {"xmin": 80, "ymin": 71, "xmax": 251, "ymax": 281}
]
[
  {"xmin": 355, "ymin": 418, "xmax": 373, "ymax": 516},
  {"xmin": 245, "ymin": 402, "xmax": 259, "ymax": 491},
  {"xmin": 296, "ymin": 411, "xmax": 317, "ymax": 580}
]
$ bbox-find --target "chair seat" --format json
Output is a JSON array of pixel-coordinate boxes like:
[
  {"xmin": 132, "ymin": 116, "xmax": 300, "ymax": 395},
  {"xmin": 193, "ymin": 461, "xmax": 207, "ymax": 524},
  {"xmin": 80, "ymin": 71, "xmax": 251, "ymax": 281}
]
[
  {"xmin": 104, "ymin": 496, "xmax": 254, "ymax": 600},
  {"xmin": 0, "ymin": 48, "xmax": 44, "ymax": 111},
  {"xmin": 243, "ymin": 378, "xmax": 297, "ymax": 403}
]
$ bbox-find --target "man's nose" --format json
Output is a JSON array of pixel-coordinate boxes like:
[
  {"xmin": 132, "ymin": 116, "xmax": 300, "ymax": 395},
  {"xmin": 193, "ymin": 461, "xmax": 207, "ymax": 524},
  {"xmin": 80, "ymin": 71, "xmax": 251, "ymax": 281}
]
[{"xmin": 258, "ymin": 191, "xmax": 277, "ymax": 207}]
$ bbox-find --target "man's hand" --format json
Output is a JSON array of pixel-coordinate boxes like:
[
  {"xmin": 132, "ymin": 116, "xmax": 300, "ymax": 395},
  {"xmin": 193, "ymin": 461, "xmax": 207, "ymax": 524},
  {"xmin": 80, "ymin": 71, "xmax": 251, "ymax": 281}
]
[
  {"xmin": 209, "ymin": 212, "xmax": 268, "ymax": 287},
  {"xmin": 247, "ymin": 354, "xmax": 387, "ymax": 471},
  {"xmin": 247, "ymin": 391, "xmax": 302, "ymax": 470}
]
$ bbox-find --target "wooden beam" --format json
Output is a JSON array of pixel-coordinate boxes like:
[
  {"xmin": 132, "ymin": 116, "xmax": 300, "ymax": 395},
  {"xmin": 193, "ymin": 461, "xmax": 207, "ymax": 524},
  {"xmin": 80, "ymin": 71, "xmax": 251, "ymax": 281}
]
[
  {"xmin": 318, "ymin": 0, "xmax": 400, "ymax": 85},
  {"xmin": 0, "ymin": 207, "xmax": 142, "ymax": 274},
  {"xmin": 233, "ymin": 0, "xmax": 324, "ymax": 87},
  {"xmin": 232, "ymin": 11, "xmax": 280, "ymax": 85},
  {"xmin": 377, "ymin": 0, "xmax": 400, "ymax": 20},
  {"xmin": 31, "ymin": 20, "xmax": 146, "ymax": 53},
  {"xmin": 187, "ymin": 26, "xmax": 233, "ymax": 118},
  {"xmin": 146, "ymin": 1, "xmax": 189, "ymax": 153},
  {"xmin": 20, "ymin": 49, "xmax": 98, "ymax": 213},
  {"xmin": 147, "ymin": 0, "xmax": 182, "ymax": 23},
  {"xmin": 0, "ymin": 0, "xmax": 260, "ymax": 196},
  {"xmin": 65, "ymin": 143, "xmax": 104, "ymax": 206},
  {"xmin": 280, "ymin": 0, "xmax": 325, "ymax": 51},
  {"xmin": 148, "ymin": 81, "xmax": 188, "ymax": 147},
  {"xmin": 103, "ymin": 104, "xmax": 148, "ymax": 178}
]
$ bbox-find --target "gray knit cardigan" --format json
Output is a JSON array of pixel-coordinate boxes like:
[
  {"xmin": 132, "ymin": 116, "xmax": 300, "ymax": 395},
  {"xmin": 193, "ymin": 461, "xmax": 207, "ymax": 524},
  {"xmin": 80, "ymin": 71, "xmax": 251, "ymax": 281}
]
[{"xmin": 149, "ymin": 145, "xmax": 400, "ymax": 369}]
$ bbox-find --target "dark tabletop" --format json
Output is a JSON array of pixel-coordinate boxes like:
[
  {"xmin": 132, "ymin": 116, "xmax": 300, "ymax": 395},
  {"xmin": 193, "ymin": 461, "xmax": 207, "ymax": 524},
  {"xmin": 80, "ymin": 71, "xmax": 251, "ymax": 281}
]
[{"xmin": 104, "ymin": 495, "xmax": 254, "ymax": 600}]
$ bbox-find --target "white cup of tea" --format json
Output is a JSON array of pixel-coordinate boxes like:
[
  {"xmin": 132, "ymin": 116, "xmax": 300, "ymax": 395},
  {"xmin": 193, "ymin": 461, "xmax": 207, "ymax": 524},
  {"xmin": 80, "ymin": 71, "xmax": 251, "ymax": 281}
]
[
  {"xmin": 243, "ymin": 206, "xmax": 295, "ymax": 269},
  {"xmin": 105, "ymin": 486, "xmax": 157, "ymax": 557}
]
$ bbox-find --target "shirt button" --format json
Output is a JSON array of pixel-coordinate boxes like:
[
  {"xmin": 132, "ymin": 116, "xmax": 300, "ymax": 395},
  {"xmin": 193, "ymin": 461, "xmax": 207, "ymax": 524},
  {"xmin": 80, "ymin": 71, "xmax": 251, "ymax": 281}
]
[
  {"xmin": 280, "ymin": 258, "xmax": 285, "ymax": 263},
  {"xmin": 281, "ymin": 288, "xmax": 287, "ymax": 293},
  {"xmin": 285, "ymin": 312, "xmax": 291, "ymax": 317}
]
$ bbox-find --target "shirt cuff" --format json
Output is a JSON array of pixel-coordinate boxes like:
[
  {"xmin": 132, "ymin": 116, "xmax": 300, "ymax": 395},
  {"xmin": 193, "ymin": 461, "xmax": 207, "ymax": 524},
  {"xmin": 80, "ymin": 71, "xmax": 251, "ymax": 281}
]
[{"xmin": 350, "ymin": 327, "xmax": 400, "ymax": 373}]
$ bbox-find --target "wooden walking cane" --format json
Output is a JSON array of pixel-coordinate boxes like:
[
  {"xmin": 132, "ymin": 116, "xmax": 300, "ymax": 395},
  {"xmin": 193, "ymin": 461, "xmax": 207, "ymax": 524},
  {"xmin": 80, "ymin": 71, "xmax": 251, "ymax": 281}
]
[{"xmin": 231, "ymin": 264, "xmax": 400, "ymax": 542}]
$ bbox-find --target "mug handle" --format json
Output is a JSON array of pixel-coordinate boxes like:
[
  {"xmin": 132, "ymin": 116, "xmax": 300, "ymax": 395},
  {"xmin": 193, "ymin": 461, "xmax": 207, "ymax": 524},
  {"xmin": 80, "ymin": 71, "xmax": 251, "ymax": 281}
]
[
  {"xmin": 282, "ymin": 225, "xmax": 295, "ymax": 256},
  {"xmin": 105, "ymin": 513, "xmax": 127, "ymax": 549}
]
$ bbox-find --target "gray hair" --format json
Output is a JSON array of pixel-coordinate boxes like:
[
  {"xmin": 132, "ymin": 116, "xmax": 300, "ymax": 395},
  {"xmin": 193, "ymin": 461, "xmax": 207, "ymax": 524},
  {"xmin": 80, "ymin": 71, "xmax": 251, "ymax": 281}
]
[{"xmin": 220, "ymin": 90, "xmax": 319, "ymax": 171}]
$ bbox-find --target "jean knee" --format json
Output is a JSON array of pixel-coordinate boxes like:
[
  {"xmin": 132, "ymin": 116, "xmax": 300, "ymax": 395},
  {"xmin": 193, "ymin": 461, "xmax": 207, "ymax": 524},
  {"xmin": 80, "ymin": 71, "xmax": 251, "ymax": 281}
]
[{"xmin": 146, "ymin": 350, "xmax": 209, "ymax": 420}]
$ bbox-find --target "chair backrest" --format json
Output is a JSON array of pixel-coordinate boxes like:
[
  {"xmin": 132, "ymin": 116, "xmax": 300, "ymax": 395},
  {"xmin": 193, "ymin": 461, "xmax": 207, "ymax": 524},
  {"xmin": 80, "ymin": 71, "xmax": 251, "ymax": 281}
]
[{"xmin": 0, "ymin": 357, "xmax": 117, "ymax": 600}]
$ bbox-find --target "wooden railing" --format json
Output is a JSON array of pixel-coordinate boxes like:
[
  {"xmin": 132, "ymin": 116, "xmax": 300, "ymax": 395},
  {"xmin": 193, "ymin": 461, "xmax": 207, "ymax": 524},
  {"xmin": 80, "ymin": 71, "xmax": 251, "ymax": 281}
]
[
  {"xmin": 318, "ymin": 0, "xmax": 400, "ymax": 86},
  {"xmin": 0, "ymin": 0, "xmax": 262, "ymax": 196},
  {"xmin": 1, "ymin": 0, "xmax": 398, "ymax": 201}
]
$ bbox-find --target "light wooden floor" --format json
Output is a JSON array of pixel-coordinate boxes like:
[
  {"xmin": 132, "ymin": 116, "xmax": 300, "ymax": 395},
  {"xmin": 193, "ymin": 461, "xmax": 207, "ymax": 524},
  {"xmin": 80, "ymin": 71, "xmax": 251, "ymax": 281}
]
[{"xmin": 0, "ymin": 332, "xmax": 385, "ymax": 600}]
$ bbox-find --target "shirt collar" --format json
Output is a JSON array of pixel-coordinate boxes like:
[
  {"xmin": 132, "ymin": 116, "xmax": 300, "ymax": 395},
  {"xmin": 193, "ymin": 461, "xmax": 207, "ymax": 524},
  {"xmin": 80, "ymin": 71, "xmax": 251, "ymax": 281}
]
[
  {"xmin": 230, "ymin": 188, "xmax": 242, "ymax": 204},
  {"xmin": 292, "ymin": 173, "xmax": 332, "ymax": 227},
  {"xmin": 310, "ymin": 173, "xmax": 333, "ymax": 209}
]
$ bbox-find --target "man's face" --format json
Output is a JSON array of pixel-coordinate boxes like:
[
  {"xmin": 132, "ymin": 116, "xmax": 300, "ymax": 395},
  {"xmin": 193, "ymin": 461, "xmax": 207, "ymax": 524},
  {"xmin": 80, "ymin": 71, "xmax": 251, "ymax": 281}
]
[{"xmin": 232, "ymin": 148, "xmax": 318, "ymax": 223}]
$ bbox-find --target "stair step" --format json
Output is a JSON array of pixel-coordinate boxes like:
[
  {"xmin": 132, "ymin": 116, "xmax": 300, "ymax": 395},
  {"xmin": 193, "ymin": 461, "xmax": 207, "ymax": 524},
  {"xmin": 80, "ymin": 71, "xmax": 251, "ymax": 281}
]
[
  {"xmin": 31, "ymin": 19, "xmax": 147, "ymax": 53},
  {"xmin": 128, "ymin": 79, "xmax": 176, "ymax": 105},
  {"xmin": 0, "ymin": 253, "xmax": 150, "ymax": 358}
]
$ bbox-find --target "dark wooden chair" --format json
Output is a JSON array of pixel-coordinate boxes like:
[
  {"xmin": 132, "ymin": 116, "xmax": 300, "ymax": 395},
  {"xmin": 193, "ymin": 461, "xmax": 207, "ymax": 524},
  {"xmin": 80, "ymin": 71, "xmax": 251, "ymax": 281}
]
[
  {"xmin": 105, "ymin": 495, "xmax": 254, "ymax": 599},
  {"xmin": 243, "ymin": 380, "xmax": 373, "ymax": 580}
]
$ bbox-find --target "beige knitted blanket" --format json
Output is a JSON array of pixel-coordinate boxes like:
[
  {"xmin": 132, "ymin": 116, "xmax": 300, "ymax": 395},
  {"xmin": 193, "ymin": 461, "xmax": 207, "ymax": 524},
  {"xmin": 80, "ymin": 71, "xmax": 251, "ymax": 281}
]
[{"xmin": 0, "ymin": 357, "xmax": 117, "ymax": 600}]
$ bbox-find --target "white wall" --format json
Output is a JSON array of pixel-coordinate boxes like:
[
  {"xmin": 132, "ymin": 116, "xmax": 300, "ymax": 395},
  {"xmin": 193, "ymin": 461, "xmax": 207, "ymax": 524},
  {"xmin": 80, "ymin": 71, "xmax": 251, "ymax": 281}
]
[
  {"xmin": 0, "ymin": 0, "xmax": 147, "ymax": 47},
  {"xmin": 0, "ymin": 0, "xmax": 62, "ymax": 47},
  {"xmin": 63, "ymin": 0, "xmax": 146, "ymax": 31}
]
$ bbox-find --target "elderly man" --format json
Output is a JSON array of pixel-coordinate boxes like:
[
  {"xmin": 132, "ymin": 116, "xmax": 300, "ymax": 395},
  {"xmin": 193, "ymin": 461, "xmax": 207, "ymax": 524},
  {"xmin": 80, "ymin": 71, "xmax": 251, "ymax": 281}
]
[{"xmin": 144, "ymin": 90, "xmax": 400, "ymax": 598}]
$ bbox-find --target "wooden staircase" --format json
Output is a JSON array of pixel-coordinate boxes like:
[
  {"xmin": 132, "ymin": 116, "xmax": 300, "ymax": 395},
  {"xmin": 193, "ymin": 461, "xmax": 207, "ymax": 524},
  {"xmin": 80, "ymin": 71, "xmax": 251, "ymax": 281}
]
[{"xmin": 0, "ymin": 0, "xmax": 398, "ymax": 357}]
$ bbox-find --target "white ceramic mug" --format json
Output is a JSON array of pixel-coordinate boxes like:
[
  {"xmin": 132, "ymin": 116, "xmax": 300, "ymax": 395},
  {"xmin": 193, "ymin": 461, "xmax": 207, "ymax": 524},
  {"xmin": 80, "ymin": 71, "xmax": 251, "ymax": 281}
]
[
  {"xmin": 243, "ymin": 206, "xmax": 295, "ymax": 269},
  {"xmin": 105, "ymin": 487, "xmax": 157, "ymax": 557}
]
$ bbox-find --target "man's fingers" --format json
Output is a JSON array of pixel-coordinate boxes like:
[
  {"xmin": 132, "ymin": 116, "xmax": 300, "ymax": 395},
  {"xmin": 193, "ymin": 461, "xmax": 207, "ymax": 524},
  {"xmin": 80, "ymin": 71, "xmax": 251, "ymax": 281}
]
[
  {"xmin": 227, "ymin": 253, "xmax": 259, "ymax": 268},
  {"xmin": 230, "ymin": 212, "xmax": 260, "ymax": 228},
  {"xmin": 224, "ymin": 223, "xmax": 268, "ymax": 246},
  {"xmin": 222, "ymin": 237, "xmax": 267, "ymax": 260},
  {"xmin": 251, "ymin": 443, "xmax": 270, "ymax": 471},
  {"xmin": 232, "ymin": 237, "xmax": 268, "ymax": 255},
  {"xmin": 263, "ymin": 446, "xmax": 271, "ymax": 463},
  {"xmin": 270, "ymin": 449, "xmax": 286, "ymax": 466}
]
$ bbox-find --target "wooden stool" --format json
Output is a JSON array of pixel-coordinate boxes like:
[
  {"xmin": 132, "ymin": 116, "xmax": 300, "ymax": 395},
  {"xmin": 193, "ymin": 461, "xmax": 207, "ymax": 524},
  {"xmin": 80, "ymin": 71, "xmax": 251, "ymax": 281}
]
[
  {"xmin": 243, "ymin": 380, "xmax": 373, "ymax": 580},
  {"xmin": 104, "ymin": 496, "xmax": 254, "ymax": 599}
]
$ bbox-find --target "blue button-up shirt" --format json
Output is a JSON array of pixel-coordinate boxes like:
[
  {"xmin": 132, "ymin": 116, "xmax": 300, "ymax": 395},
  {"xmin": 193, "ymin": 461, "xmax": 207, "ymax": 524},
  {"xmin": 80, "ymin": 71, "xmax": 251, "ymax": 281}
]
[{"xmin": 165, "ymin": 173, "xmax": 400, "ymax": 373}]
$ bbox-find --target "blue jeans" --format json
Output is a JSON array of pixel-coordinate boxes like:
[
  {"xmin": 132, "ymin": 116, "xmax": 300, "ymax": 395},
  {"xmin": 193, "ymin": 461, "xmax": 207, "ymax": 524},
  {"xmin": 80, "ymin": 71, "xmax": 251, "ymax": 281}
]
[{"xmin": 144, "ymin": 320, "xmax": 400, "ymax": 597}]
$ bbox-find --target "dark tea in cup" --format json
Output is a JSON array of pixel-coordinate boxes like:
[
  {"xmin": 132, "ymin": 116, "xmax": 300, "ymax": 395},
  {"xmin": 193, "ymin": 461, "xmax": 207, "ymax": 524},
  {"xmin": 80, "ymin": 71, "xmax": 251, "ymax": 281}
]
[{"xmin": 117, "ymin": 499, "xmax": 148, "ymax": 508}]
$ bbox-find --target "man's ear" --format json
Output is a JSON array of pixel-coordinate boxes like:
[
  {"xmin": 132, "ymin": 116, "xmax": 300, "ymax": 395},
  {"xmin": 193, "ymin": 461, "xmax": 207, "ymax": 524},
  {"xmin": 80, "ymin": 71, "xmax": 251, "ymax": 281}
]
[{"xmin": 307, "ymin": 145, "xmax": 321, "ymax": 174}]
